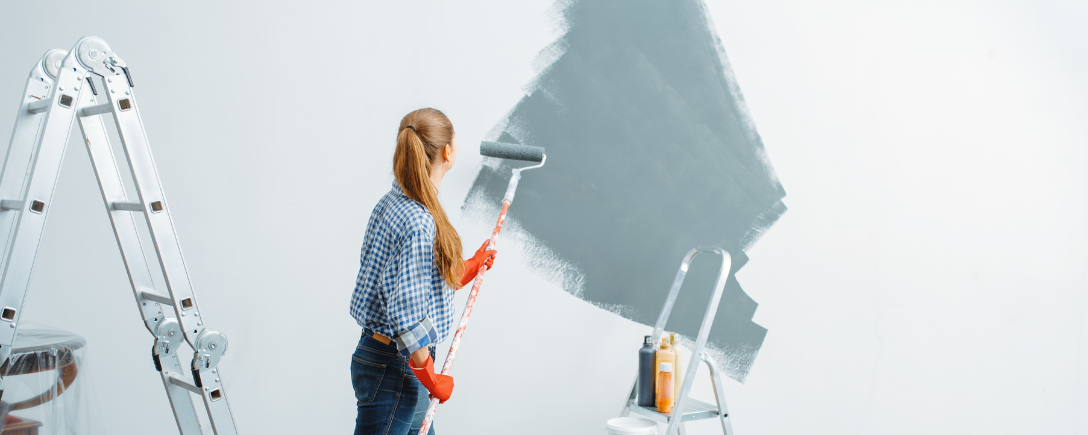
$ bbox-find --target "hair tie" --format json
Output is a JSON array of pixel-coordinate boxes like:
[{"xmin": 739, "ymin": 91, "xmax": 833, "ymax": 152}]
[{"xmin": 406, "ymin": 125, "xmax": 416, "ymax": 132}]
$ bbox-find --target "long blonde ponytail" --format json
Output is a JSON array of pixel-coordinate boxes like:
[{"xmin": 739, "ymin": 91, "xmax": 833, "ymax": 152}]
[{"xmin": 393, "ymin": 108, "xmax": 465, "ymax": 287}]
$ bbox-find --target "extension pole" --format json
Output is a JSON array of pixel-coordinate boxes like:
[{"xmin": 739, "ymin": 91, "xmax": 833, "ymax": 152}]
[{"xmin": 417, "ymin": 166, "xmax": 530, "ymax": 434}]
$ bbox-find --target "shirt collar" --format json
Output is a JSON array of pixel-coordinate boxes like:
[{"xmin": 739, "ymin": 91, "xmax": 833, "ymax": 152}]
[{"xmin": 391, "ymin": 181, "xmax": 408, "ymax": 197}]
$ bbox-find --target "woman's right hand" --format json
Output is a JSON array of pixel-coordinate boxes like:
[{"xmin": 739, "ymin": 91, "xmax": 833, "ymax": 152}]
[{"xmin": 409, "ymin": 353, "xmax": 454, "ymax": 403}]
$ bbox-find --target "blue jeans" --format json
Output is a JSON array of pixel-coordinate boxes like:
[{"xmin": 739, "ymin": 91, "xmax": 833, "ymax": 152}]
[{"xmin": 351, "ymin": 330, "xmax": 436, "ymax": 435}]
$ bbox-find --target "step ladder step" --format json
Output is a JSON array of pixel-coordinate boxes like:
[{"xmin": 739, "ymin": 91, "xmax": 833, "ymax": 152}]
[
  {"xmin": 139, "ymin": 290, "xmax": 173, "ymax": 306},
  {"xmin": 27, "ymin": 98, "xmax": 52, "ymax": 114},
  {"xmin": 627, "ymin": 398, "xmax": 724, "ymax": 423},
  {"xmin": 0, "ymin": 200, "xmax": 23, "ymax": 211},
  {"xmin": 80, "ymin": 103, "xmax": 111, "ymax": 117},
  {"xmin": 167, "ymin": 375, "xmax": 201, "ymax": 394},
  {"xmin": 111, "ymin": 201, "xmax": 143, "ymax": 212}
]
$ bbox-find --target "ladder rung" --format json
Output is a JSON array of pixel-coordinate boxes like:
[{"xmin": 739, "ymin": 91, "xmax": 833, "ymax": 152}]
[
  {"xmin": 168, "ymin": 375, "xmax": 201, "ymax": 394},
  {"xmin": 80, "ymin": 103, "xmax": 111, "ymax": 117},
  {"xmin": 111, "ymin": 201, "xmax": 144, "ymax": 212},
  {"xmin": 0, "ymin": 200, "xmax": 23, "ymax": 211},
  {"xmin": 27, "ymin": 98, "xmax": 52, "ymax": 114},
  {"xmin": 139, "ymin": 290, "xmax": 173, "ymax": 306},
  {"xmin": 628, "ymin": 398, "xmax": 722, "ymax": 423}
]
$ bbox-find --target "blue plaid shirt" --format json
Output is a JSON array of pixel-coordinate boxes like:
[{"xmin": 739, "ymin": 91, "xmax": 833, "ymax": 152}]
[{"xmin": 350, "ymin": 182, "xmax": 456, "ymax": 357}]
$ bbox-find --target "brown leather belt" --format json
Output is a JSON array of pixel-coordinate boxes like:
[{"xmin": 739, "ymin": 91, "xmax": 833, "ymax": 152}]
[{"xmin": 372, "ymin": 332, "xmax": 392, "ymax": 345}]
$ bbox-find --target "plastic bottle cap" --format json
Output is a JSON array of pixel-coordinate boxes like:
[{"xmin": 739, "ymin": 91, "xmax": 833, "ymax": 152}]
[
  {"xmin": 644, "ymin": 335, "xmax": 653, "ymax": 345},
  {"xmin": 660, "ymin": 362, "xmax": 672, "ymax": 372}
]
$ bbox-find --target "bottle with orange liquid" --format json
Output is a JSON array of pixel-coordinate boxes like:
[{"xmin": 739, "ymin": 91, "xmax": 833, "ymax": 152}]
[
  {"xmin": 655, "ymin": 337, "xmax": 676, "ymax": 379},
  {"xmin": 656, "ymin": 362, "xmax": 675, "ymax": 414},
  {"xmin": 670, "ymin": 333, "xmax": 683, "ymax": 397},
  {"xmin": 654, "ymin": 338, "xmax": 675, "ymax": 410}
]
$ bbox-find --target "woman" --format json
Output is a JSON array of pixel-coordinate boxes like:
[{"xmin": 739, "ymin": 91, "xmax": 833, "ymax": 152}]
[{"xmin": 349, "ymin": 108, "xmax": 496, "ymax": 435}]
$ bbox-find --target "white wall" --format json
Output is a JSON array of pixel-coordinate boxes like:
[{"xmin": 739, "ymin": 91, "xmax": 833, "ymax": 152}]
[
  {"xmin": 0, "ymin": 1, "xmax": 1085, "ymax": 434},
  {"xmin": 713, "ymin": 1, "xmax": 1088, "ymax": 433}
]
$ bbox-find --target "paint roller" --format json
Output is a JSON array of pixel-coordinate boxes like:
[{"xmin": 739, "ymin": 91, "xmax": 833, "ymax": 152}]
[
  {"xmin": 480, "ymin": 141, "xmax": 545, "ymax": 163},
  {"xmin": 417, "ymin": 141, "xmax": 546, "ymax": 434},
  {"xmin": 480, "ymin": 141, "xmax": 546, "ymax": 202}
]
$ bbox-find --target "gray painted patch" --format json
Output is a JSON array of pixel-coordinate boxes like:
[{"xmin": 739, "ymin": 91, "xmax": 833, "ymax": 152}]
[{"xmin": 465, "ymin": 0, "xmax": 786, "ymax": 382}]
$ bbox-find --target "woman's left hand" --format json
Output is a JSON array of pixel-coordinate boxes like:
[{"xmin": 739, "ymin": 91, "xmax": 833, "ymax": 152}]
[{"xmin": 458, "ymin": 241, "xmax": 497, "ymax": 288}]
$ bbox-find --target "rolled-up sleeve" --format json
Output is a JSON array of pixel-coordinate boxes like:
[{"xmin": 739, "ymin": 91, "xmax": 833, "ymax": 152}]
[{"xmin": 383, "ymin": 218, "xmax": 440, "ymax": 356}]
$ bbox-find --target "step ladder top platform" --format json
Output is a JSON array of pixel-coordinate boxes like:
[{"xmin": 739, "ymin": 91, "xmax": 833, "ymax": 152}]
[{"xmin": 627, "ymin": 398, "xmax": 723, "ymax": 423}]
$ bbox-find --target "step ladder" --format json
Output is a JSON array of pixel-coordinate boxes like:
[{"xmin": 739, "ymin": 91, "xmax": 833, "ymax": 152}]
[
  {"xmin": 0, "ymin": 36, "xmax": 237, "ymax": 434},
  {"xmin": 619, "ymin": 247, "xmax": 735, "ymax": 435}
]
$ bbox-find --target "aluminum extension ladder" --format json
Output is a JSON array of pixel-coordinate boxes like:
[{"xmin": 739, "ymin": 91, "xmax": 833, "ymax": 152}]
[
  {"xmin": 620, "ymin": 247, "xmax": 735, "ymax": 435},
  {"xmin": 0, "ymin": 36, "xmax": 237, "ymax": 434}
]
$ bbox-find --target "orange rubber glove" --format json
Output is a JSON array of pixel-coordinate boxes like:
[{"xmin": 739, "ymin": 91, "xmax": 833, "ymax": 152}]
[
  {"xmin": 409, "ymin": 354, "xmax": 454, "ymax": 403},
  {"xmin": 458, "ymin": 241, "xmax": 497, "ymax": 288}
]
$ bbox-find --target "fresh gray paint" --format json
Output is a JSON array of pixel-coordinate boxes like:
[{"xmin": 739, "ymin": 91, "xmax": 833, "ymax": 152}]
[{"xmin": 464, "ymin": 0, "xmax": 786, "ymax": 382}]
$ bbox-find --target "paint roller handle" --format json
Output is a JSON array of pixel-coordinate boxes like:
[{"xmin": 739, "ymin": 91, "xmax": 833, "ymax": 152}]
[
  {"xmin": 504, "ymin": 169, "xmax": 521, "ymax": 203},
  {"xmin": 419, "ymin": 153, "xmax": 544, "ymax": 433}
]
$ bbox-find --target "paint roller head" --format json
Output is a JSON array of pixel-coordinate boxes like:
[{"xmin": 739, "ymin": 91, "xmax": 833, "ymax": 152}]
[{"xmin": 479, "ymin": 141, "xmax": 545, "ymax": 163}]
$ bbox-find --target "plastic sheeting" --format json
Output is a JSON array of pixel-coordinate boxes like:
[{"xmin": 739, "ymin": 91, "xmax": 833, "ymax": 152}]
[{"xmin": 0, "ymin": 327, "xmax": 91, "ymax": 434}]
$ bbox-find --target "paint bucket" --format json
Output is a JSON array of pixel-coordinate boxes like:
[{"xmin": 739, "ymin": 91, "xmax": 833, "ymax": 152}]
[{"xmin": 605, "ymin": 417, "xmax": 658, "ymax": 435}]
